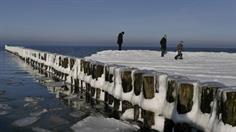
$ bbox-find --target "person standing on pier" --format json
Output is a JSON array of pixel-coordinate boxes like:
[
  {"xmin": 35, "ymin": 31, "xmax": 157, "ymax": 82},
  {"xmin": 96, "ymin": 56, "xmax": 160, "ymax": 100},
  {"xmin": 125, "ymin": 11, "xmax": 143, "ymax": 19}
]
[
  {"xmin": 160, "ymin": 34, "xmax": 167, "ymax": 57},
  {"xmin": 175, "ymin": 41, "xmax": 184, "ymax": 60},
  {"xmin": 117, "ymin": 31, "xmax": 125, "ymax": 50}
]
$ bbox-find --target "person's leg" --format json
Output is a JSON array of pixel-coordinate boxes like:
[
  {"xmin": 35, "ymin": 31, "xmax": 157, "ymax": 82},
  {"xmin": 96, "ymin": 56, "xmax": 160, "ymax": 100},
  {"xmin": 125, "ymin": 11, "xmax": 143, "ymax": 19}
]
[
  {"xmin": 175, "ymin": 54, "xmax": 179, "ymax": 59},
  {"xmin": 179, "ymin": 52, "xmax": 183, "ymax": 59},
  {"xmin": 118, "ymin": 44, "xmax": 121, "ymax": 50},
  {"xmin": 164, "ymin": 47, "xmax": 167, "ymax": 54},
  {"xmin": 175, "ymin": 51, "xmax": 181, "ymax": 60},
  {"xmin": 161, "ymin": 49, "xmax": 164, "ymax": 57}
]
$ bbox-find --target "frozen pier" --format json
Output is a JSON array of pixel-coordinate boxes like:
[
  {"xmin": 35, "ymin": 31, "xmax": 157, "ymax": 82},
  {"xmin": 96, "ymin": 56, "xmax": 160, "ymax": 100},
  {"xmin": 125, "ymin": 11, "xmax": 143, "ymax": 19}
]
[{"xmin": 5, "ymin": 45, "xmax": 236, "ymax": 132}]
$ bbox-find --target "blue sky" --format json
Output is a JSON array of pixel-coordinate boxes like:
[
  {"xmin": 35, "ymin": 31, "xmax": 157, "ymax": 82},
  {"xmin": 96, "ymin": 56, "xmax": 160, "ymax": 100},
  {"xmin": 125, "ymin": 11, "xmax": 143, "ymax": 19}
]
[{"xmin": 0, "ymin": 0, "xmax": 235, "ymax": 47}]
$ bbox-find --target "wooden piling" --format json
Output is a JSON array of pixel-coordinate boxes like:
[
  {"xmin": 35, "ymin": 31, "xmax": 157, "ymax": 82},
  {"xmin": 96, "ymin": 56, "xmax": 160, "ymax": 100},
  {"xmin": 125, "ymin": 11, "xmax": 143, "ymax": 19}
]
[
  {"xmin": 85, "ymin": 83, "xmax": 91, "ymax": 103},
  {"xmin": 134, "ymin": 71, "xmax": 143, "ymax": 96},
  {"xmin": 166, "ymin": 80, "xmax": 177, "ymax": 103},
  {"xmin": 143, "ymin": 74, "xmax": 155, "ymax": 99},
  {"xmin": 91, "ymin": 63, "xmax": 96, "ymax": 79},
  {"xmin": 95, "ymin": 64, "xmax": 104, "ymax": 80},
  {"xmin": 70, "ymin": 58, "xmax": 75, "ymax": 70},
  {"xmin": 62, "ymin": 57, "xmax": 68, "ymax": 68},
  {"xmin": 96, "ymin": 88, "xmax": 101, "ymax": 104},
  {"xmin": 113, "ymin": 98, "xmax": 121, "ymax": 119},
  {"xmin": 222, "ymin": 89, "xmax": 236, "ymax": 126},
  {"xmin": 122, "ymin": 100, "xmax": 133, "ymax": 113},
  {"xmin": 142, "ymin": 109, "xmax": 155, "ymax": 128},
  {"xmin": 105, "ymin": 65, "xmax": 113, "ymax": 83},
  {"xmin": 200, "ymin": 82, "xmax": 223, "ymax": 113},
  {"xmin": 74, "ymin": 79, "xmax": 79, "ymax": 93},
  {"xmin": 80, "ymin": 59, "xmax": 84, "ymax": 72},
  {"xmin": 177, "ymin": 83, "xmax": 194, "ymax": 114},
  {"xmin": 134, "ymin": 105, "xmax": 140, "ymax": 121},
  {"xmin": 121, "ymin": 70, "xmax": 132, "ymax": 93}
]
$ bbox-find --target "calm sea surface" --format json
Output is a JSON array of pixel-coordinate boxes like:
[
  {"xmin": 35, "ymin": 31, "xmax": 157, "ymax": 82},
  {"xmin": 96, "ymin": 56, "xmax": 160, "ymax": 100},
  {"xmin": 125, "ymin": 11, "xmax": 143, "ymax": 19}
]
[
  {"xmin": 1, "ymin": 45, "xmax": 235, "ymax": 57},
  {"xmin": 0, "ymin": 45, "xmax": 236, "ymax": 131}
]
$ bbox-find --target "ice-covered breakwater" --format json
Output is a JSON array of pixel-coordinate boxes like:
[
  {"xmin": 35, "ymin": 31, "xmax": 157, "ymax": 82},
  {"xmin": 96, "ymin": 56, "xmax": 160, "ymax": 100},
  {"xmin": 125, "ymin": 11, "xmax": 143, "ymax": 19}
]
[{"xmin": 5, "ymin": 45, "xmax": 236, "ymax": 132}]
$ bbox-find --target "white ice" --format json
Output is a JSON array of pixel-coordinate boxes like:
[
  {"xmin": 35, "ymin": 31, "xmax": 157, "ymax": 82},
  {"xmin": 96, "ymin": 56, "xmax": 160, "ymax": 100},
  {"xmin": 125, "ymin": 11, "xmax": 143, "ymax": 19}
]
[
  {"xmin": 12, "ymin": 117, "xmax": 40, "ymax": 127},
  {"xmin": 71, "ymin": 116, "xmax": 139, "ymax": 132},
  {"xmin": 32, "ymin": 127, "xmax": 51, "ymax": 132},
  {"xmin": 86, "ymin": 50, "xmax": 236, "ymax": 86},
  {"xmin": 30, "ymin": 109, "xmax": 48, "ymax": 117}
]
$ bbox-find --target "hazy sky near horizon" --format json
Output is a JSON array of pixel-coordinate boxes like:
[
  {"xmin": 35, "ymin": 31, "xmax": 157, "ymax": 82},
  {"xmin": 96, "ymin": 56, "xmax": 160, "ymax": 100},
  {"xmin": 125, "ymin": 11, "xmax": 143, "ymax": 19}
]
[{"xmin": 0, "ymin": 0, "xmax": 235, "ymax": 47}]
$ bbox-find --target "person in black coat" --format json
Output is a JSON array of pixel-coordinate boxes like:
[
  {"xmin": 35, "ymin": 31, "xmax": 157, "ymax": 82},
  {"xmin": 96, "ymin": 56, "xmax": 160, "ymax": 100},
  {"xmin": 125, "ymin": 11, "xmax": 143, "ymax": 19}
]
[
  {"xmin": 160, "ymin": 34, "xmax": 167, "ymax": 57},
  {"xmin": 117, "ymin": 32, "xmax": 125, "ymax": 50}
]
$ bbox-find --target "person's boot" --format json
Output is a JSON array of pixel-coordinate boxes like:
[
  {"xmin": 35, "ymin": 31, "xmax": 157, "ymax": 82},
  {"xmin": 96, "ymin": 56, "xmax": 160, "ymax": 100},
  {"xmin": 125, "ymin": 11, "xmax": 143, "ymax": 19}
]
[{"xmin": 175, "ymin": 55, "xmax": 178, "ymax": 60}]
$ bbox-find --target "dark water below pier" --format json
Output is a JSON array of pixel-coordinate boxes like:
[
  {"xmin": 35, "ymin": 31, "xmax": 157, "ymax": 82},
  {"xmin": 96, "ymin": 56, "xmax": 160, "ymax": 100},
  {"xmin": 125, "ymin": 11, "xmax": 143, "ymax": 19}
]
[{"xmin": 0, "ymin": 50, "xmax": 93, "ymax": 132}]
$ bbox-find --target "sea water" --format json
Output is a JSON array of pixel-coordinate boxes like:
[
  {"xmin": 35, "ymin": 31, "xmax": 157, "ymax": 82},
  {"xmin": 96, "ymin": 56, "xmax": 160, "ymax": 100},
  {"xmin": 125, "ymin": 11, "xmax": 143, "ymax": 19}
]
[{"xmin": 0, "ymin": 48, "xmax": 89, "ymax": 132}]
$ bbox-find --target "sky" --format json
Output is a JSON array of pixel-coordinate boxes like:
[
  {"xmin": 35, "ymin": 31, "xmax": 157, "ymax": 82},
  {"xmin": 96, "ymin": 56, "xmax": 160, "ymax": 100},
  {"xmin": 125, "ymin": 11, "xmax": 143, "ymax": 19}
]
[{"xmin": 0, "ymin": 0, "xmax": 235, "ymax": 48}]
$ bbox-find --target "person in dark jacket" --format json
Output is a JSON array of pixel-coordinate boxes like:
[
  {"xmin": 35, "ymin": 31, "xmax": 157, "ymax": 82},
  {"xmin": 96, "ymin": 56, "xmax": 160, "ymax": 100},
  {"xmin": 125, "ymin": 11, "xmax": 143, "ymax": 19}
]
[
  {"xmin": 175, "ymin": 41, "xmax": 184, "ymax": 60},
  {"xmin": 117, "ymin": 32, "xmax": 125, "ymax": 50},
  {"xmin": 160, "ymin": 34, "xmax": 167, "ymax": 57}
]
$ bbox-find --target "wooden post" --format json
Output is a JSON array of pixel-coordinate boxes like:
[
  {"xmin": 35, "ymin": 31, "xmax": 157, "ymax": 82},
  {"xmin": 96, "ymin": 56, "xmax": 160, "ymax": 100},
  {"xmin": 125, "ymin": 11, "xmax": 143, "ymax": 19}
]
[
  {"xmin": 90, "ymin": 86, "xmax": 96, "ymax": 107},
  {"xmin": 74, "ymin": 79, "xmax": 79, "ymax": 93},
  {"xmin": 142, "ymin": 109, "xmax": 155, "ymax": 128},
  {"xmin": 200, "ymin": 82, "xmax": 224, "ymax": 113},
  {"xmin": 177, "ymin": 83, "xmax": 194, "ymax": 114},
  {"xmin": 59, "ymin": 56, "xmax": 62, "ymax": 66},
  {"xmin": 70, "ymin": 58, "xmax": 75, "ymax": 70},
  {"xmin": 143, "ymin": 74, "xmax": 155, "ymax": 99},
  {"xmin": 62, "ymin": 57, "xmax": 68, "ymax": 68},
  {"xmin": 105, "ymin": 65, "xmax": 113, "ymax": 83},
  {"xmin": 134, "ymin": 71, "xmax": 143, "ymax": 96},
  {"xmin": 121, "ymin": 69, "xmax": 132, "ymax": 93},
  {"xmin": 113, "ymin": 98, "xmax": 121, "ymax": 119},
  {"xmin": 122, "ymin": 100, "xmax": 133, "ymax": 113},
  {"xmin": 95, "ymin": 64, "xmax": 104, "ymax": 80},
  {"xmin": 108, "ymin": 94, "xmax": 114, "ymax": 105},
  {"xmin": 80, "ymin": 59, "xmax": 84, "ymax": 72},
  {"xmin": 85, "ymin": 83, "xmax": 91, "ymax": 103},
  {"xmin": 166, "ymin": 79, "xmax": 177, "ymax": 103},
  {"xmin": 83, "ymin": 60, "xmax": 91, "ymax": 75},
  {"xmin": 222, "ymin": 89, "xmax": 236, "ymax": 126},
  {"xmin": 104, "ymin": 92, "xmax": 111, "ymax": 112},
  {"xmin": 91, "ymin": 63, "xmax": 96, "ymax": 79},
  {"xmin": 96, "ymin": 88, "xmax": 101, "ymax": 104},
  {"xmin": 91, "ymin": 87, "xmax": 96, "ymax": 97},
  {"xmin": 134, "ymin": 105, "xmax": 140, "ymax": 121}
]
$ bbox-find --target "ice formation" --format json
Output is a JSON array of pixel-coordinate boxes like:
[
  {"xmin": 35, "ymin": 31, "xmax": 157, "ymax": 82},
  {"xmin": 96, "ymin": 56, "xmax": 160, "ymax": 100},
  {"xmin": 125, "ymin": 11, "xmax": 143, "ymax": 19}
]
[
  {"xmin": 32, "ymin": 127, "xmax": 52, "ymax": 132},
  {"xmin": 12, "ymin": 117, "xmax": 40, "ymax": 127},
  {"xmin": 5, "ymin": 45, "xmax": 236, "ymax": 132},
  {"xmin": 71, "ymin": 116, "xmax": 139, "ymax": 132}
]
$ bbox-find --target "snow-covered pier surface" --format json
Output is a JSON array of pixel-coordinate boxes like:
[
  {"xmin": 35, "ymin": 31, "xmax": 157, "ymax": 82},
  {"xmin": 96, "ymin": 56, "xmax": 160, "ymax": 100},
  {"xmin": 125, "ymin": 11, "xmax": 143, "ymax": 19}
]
[
  {"xmin": 5, "ymin": 45, "xmax": 236, "ymax": 132},
  {"xmin": 86, "ymin": 50, "xmax": 236, "ymax": 86}
]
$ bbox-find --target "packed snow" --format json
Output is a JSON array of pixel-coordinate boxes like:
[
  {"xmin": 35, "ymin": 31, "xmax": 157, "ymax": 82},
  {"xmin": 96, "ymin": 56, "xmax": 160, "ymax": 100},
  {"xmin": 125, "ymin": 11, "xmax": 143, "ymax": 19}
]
[{"xmin": 86, "ymin": 50, "xmax": 236, "ymax": 86}]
